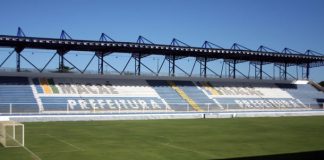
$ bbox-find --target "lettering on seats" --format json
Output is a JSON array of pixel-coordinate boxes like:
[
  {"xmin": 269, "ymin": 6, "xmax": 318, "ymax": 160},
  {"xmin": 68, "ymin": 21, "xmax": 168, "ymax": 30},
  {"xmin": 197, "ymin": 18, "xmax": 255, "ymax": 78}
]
[
  {"xmin": 67, "ymin": 99, "xmax": 162, "ymax": 110},
  {"xmin": 216, "ymin": 87, "xmax": 263, "ymax": 96},
  {"xmin": 57, "ymin": 82, "xmax": 118, "ymax": 94},
  {"xmin": 234, "ymin": 99, "xmax": 301, "ymax": 108}
]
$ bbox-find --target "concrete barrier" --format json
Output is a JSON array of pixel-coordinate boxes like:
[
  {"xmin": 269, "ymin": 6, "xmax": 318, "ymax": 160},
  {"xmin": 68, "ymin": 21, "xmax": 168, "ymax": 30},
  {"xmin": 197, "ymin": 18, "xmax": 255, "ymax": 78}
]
[
  {"xmin": 0, "ymin": 116, "xmax": 9, "ymax": 121},
  {"xmin": 205, "ymin": 110, "xmax": 324, "ymax": 119},
  {"xmin": 4, "ymin": 110, "xmax": 324, "ymax": 122},
  {"xmin": 9, "ymin": 113, "xmax": 204, "ymax": 122}
]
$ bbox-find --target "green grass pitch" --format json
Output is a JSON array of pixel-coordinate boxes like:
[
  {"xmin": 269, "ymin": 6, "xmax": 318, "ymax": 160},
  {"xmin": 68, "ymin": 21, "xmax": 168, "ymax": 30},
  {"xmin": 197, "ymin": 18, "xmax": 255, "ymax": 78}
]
[{"xmin": 1, "ymin": 116, "xmax": 324, "ymax": 160}]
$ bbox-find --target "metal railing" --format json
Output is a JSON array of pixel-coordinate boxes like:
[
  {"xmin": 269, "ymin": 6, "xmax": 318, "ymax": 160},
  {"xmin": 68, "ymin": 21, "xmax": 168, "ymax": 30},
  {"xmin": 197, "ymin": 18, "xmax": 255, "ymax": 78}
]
[{"xmin": 0, "ymin": 103, "xmax": 322, "ymax": 115}]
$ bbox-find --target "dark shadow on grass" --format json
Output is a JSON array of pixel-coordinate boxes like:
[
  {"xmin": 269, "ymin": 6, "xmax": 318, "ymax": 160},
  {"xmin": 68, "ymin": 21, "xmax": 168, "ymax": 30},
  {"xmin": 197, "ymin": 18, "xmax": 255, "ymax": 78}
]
[{"xmin": 212, "ymin": 150, "xmax": 324, "ymax": 160}]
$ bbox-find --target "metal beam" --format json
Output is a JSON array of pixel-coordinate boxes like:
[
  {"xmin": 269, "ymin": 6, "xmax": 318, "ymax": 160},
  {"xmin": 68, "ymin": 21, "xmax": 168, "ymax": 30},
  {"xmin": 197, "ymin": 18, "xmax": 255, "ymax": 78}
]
[
  {"xmin": 190, "ymin": 59, "xmax": 197, "ymax": 77},
  {"xmin": 41, "ymin": 52, "xmax": 57, "ymax": 72},
  {"xmin": 249, "ymin": 61, "xmax": 273, "ymax": 80},
  {"xmin": 101, "ymin": 58, "xmax": 120, "ymax": 74},
  {"xmin": 306, "ymin": 63, "xmax": 310, "ymax": 79},
  {"xmin": 198, "ymin": 60, "xmax": 220, "ymax": 78},
  {"xmin": 97, "ymin": 52, "xmax": 104, "ymax": 74},
  {"xmin": 157, "ymin": 57, "xmax": 166, "ymax": 75},
  {"xmin": 0, "ymin": 33, "xmax": 324, "ymax": 79},
  {"xmin": 121, "ymin": 56, "xmax": 132, "ymax": 75},
  {"xmin": 17, "ymin": 27, "xmax": 26, "ymax": 37},
  {"xmin": 0, "ymin": 35, "xmax": 323, "ymax": 65},
  {"xmin": 284, "ymin": 63, "xmax": 287, "ymax": 80},
  {"xmin": 302, "ymin": 63, "xmax": 310, "ymax": 79},
  {"xmin": 168, "ymin": 55, "xmax": 176, "ymax": 76},
  {"xmin": 227, "ymin": 59, "xmax": 236, "ymax": 79},
  {"xmin": 199, "ymin": 57, "xmax": 207, "ymax": 77},
  {"xmin": 0, "ymin": 50, "xmax": 15, "ymax": 68},
  {"xmin": 57, "ymin": 51, "xmax": 68, "ymax": 72},
  {"xmin": 98, "ymin": 33, "xmax": 114, "ymax": 75},
  {"xmin": 16, "ymin": 51, "xmax": 20, "ymax": 72},
  {"xmin": 15, "ymin": 47, "xmax": 24, "ymax": 72},
  {"xmin": 19, "ymin": 53, "xmax": 41, "ymax": 72},
  {"xmin": 135, "ymin": 53, "xmax": 141, "ymax": 76},
  {"xmin": 82, "ymin": 54, "xmax": 96, "ymax": 73},
  {"xmin": 63, "ymin": 56, "xmax": 82, "ymax": 73}
]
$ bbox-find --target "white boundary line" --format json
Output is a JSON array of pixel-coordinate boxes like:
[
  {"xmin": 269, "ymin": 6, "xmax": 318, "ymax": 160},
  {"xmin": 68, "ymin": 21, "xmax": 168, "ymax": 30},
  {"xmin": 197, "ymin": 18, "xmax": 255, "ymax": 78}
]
[
  {"xmin": 160, "ymin": 142, "xmax": 215, "ymax": 158},
  {"xmin": 42, "ymin": 134, "xmax": 83, "ymax": 151},
  {"xmin": 36, "ymin": 149, "xmax": 80, "ymax": 154},
  {"xmin": 23, "ymin": 146, "xmax": 42, "ymax": 160},
  {"xmin": 6, "ymin": 134, "xmax": 42, "ymax": 160}
]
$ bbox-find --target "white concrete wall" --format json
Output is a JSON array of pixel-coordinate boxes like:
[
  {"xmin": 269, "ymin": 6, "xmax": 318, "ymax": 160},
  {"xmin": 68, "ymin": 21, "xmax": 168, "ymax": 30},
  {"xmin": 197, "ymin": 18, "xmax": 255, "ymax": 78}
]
[
  {"xmin": 5, "ymin": 110, "xmax": 324, "ymax": 122},
  {"xmin": 8, "ymin": 113, "xmax": 204, "ymax": 122}
]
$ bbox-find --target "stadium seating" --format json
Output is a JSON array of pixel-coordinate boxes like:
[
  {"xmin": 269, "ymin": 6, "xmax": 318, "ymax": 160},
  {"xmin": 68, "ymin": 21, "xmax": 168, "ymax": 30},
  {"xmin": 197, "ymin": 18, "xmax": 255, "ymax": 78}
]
[
  {"xmin": 197, "ymin": 81, "xmax": 312, "ymax": 110},
  {"xmin": 0, "ymin": 74, "xmax": 323, "ymax": 114},
  {"xmin": 278, "ymin": 83, "xmax": 324, "ymax": 108},
  {"xmin": 31, "ymin": 78, "xmax": 172, "ymax": 112},
  {"xmin": 0, "ymin": 76, "xmax": 38, "ymax": 113},
  {"xmin": 146, "ymin": 80, "xmax": 191, "ymax": 111}
]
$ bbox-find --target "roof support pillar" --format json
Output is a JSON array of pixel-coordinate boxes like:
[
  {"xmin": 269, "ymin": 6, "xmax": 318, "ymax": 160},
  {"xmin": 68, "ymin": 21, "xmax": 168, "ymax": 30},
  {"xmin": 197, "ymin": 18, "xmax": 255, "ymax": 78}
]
[
  {"xmin": 169, "ymin": 55, "xmax": 175, "ymax": 77},
  {"xmin": 58, "ymin": 53, "xmax": 64, "ymax": 72},
  {"xmin": 135, "ymin": 53, "xmax": 141, "ymax": 76},
  {"xmin": 58, "ymin": 50, "xmax": 67, "ymax": 72},
  {"xmin": 204, "ymin": 57, "xmax": 207, "ymax": 78},
  {"xmin": 260, "ymin": 61, "xmax": 263, "ymax": 80},
  {"xmin": 233, "ymin": 59, "xmax": 236, "ymax": 79},
  {"xmin": 302, "ymin": 63, "xmax": 310, "ymax": 79},
  {"xmin": 16, "ymin": 51, "xmax": 20, "ymax": 72},
  {"xmin": 284, "ymin": 63, "xmax": 287, "ymax": 80},
  {"xmin": 306, "ymin": 63, "xmax": 310, "ymax": 79},
  {"xmin": 228, "ymin": 59, "xmax": 237, "ymax": 79},
  {"xmin": 15, "ymin": 47, "xmax": 24, "ymax": 72},
  {"xmin": 97, "ymin": 52, "xmax": 104, "ymax": 75},
  {"xmin": 199, "ymin": 57, "xmax": 207, "ymax": 78}
]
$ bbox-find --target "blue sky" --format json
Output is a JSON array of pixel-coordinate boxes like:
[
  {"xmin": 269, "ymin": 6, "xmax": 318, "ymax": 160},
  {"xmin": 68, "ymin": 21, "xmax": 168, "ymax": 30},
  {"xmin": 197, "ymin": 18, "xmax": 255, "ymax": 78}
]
[{"xmin": 0, "ymin": 0, "xmax": 324, "ymax": 81}]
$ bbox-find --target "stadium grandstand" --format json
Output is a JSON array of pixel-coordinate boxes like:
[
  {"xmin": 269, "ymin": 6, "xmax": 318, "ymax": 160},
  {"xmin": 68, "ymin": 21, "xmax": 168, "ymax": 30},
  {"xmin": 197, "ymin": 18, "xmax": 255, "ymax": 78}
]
[
  {"xmin": 0, "ymin": 72, "xmax": 324, "ymax": 115},
  {"xmin": 1, "ymin": 27, "xmax": 324, "ymax": 160},
  {"xmin": 3, "ymin": 0, "xmax": 324, "ymax": 159},
  {"xmin": 0, "ymin": 28, "xmax": 323, "ymax": 120}
]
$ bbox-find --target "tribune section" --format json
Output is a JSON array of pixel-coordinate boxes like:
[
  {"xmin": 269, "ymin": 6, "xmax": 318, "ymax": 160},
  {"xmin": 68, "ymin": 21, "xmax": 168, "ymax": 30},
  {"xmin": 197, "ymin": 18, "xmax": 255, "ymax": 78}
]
[
  {"xmin": 32, "ymin": 78, "xmax": 171, "ymax": 112},
  {"xmin": 0, "ymin": 74, "xmax": 323, "ymax": 114}
]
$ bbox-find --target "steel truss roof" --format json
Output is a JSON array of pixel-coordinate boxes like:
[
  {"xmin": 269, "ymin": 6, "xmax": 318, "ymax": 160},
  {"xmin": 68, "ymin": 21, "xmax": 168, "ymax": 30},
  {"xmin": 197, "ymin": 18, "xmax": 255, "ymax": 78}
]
[{"xmin": 0, "ymin": 35, "xmax": 323, "ymax": 66}]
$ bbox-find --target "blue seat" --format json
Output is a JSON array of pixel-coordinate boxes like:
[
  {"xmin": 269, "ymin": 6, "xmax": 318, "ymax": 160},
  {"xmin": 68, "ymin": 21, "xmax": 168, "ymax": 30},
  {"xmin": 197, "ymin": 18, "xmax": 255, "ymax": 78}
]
[{"xmin": 0, "ymin": 76, "xmax": 38, "ymax": 113}]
